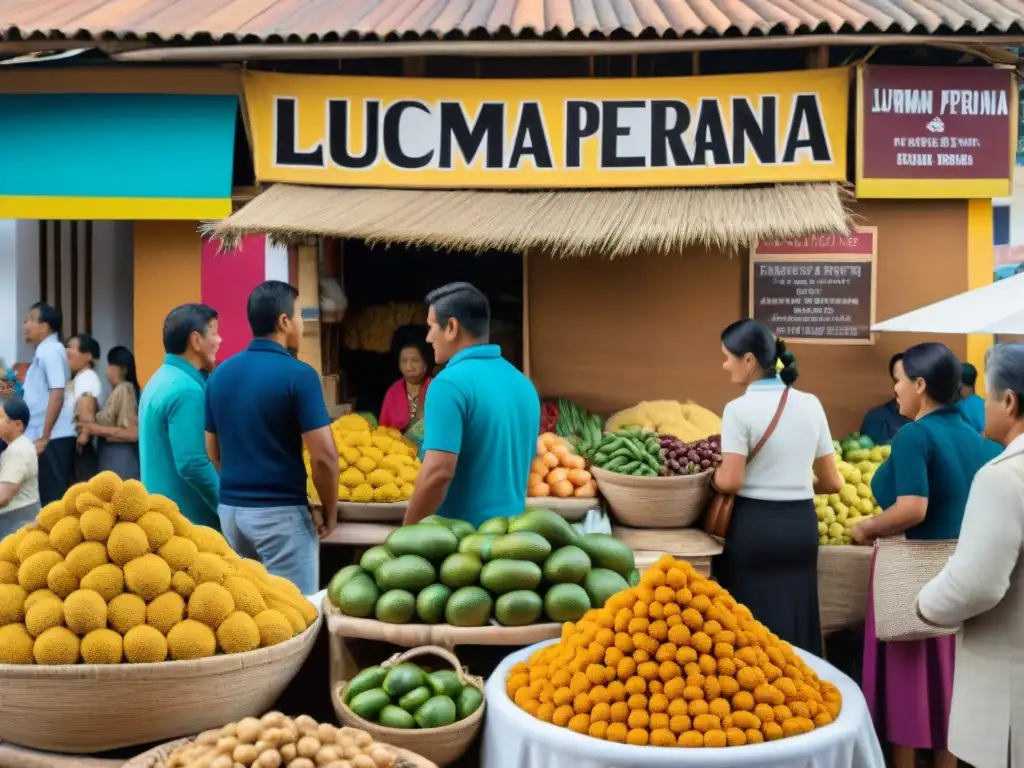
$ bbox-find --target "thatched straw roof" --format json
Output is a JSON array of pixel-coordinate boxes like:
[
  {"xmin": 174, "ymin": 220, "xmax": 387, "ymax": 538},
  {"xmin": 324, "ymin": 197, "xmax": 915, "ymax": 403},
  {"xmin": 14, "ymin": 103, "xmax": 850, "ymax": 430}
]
[{"xmin": 206, "ymin": 183, "xmax": 853, "ymax": 257}]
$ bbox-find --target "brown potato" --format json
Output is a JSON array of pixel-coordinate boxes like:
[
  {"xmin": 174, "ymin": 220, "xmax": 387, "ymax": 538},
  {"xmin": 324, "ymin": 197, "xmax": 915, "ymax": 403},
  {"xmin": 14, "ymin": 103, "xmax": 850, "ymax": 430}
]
[
  {"xmin": 254, "ymin": 750, "xmax": 282, "ymax": 768},
  {"xmin": 236, "ymin": 718, "xmax": 263, "ymax": 744},
  {"xmin": 232, "ymin": 744, "xmax": 259, "ymax": 764},
  {"xmin": 217, "ymin": 737, "xmax": 240, "ymax": 755},
  {"xmin": 368, "ymin": 747, "xmax": 396, "ymax": 768},
  {"xmin": 209, "ymin": 756, "xmax": 233, "ymax": 768},
  {"xmin": 289, "ymin": 759, "xmax": 316, "ymax": 768},
  {"xmin": 279, "ymin": 743, "xmax": 297, "ymax": 762},
  {"xmin": 315, "ymin": 746, "xmax": 342, "ymax": 765},
  {"xmin": 296, "ymin": 736, "xmax": 321, "ymax": 758}
]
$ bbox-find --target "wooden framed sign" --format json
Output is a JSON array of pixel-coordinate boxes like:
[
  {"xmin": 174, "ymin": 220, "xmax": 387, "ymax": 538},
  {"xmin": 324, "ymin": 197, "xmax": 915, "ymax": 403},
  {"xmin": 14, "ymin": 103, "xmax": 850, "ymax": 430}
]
[{"xmin": 749, "ymin": 227, "xmax": 878, "ymax": 345}]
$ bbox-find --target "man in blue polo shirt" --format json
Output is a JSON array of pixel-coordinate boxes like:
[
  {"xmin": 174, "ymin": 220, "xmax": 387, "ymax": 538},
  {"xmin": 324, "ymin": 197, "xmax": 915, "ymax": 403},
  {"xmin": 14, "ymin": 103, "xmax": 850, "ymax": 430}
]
[
  {"xmin": 205, "ymin": 281, "xmax": 338, "ymax": 594},
  {"xmin": 404, "ymin": 282, "xmax": 540, "ymax": 529}
]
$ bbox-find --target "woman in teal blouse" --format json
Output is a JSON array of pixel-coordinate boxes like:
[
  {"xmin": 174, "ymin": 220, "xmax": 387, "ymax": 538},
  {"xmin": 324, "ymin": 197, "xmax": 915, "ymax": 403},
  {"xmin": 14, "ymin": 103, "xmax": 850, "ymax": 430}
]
[{"xmin": 852, "ymin": 342, "xmax": 1000, "ymax": 768}]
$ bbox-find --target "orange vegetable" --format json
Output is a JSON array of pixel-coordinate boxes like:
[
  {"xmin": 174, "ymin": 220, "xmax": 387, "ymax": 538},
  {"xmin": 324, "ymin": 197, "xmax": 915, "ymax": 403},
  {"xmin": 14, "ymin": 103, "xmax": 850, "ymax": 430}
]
[
  {"xmin": 531, "ymin": 483, "xmax": 551, "ymax": 497},
  {"xmin": 567, "ymin": 469, "xmax": 592, "ymax": 487},
  {"xmin": 552, "ymin": 480, "xmax": 575, "ymax": 498},
  {"xmin": 527, "ymin": 473, "xmax": 546, "ymax": 489},
  {"xmin": 546, "ymin": 468, "xmax": 570, "ymax": 485},
  {"xmin": 563, "ymin": 454, "xmax": 587, "ymax": 470},
  {"xmin": 552, "ymin": 444, "xmax": 573, "ymax": 462},
  {"xmin": 540, "ymin": 432, "xmax": 561, "ymax": 449},
  {"xmin": 574, "ymin": 481, "xmax": 597, "ymax": 498},
  {"xmin": 531, "ymin": 457, "xmax": 549, "ymax": 476},
  {"xmin": 542, "ymin": 452, "xmax": 560, "ymax": 469}
]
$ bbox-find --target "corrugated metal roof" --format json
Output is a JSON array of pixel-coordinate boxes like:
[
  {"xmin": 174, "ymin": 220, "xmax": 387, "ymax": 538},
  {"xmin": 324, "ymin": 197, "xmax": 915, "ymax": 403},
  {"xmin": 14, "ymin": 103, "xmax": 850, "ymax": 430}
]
[{"xmin": 3, "ymin": 0, "xmax": 1024, "ymax": 43}]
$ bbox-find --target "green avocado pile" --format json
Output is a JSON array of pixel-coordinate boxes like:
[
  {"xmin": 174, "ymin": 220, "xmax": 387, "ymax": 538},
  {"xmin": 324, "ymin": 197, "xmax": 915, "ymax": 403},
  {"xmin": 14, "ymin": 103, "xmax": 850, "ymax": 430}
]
[
  {"xmin": 327, "ymin": 509, "xmax": 638, "ymax": 627},
  {"xmin": 344, "ymin": 662, "xmax": 483, "ymax": 729}
]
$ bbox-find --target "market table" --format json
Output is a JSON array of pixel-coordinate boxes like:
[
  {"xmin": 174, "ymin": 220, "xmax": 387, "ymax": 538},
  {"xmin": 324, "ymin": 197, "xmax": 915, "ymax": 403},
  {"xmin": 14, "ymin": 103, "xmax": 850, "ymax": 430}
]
[{"xmin": 481, "ymin": 639, "xmax": 885, "ymax": 768}]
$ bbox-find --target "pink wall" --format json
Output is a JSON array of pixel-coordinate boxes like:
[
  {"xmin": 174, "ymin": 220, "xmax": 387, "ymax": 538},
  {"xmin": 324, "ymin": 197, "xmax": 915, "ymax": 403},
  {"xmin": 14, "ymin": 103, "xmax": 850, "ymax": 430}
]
[{"xmin": 201, "ymin": 236, "xmax": 266, "ymax": 362}]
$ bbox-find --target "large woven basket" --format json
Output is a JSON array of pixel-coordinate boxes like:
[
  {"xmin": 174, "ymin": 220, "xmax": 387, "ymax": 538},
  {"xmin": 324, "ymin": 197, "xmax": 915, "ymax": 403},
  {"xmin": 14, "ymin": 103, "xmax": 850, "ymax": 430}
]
[
  {"xmin": 334, "ymin": 646, "xmax": 484, "ymax": 767},
  {"xmin": 591, "ymin": 466, "xmax": 713, "ymax": 528},
  {"xmin": 0, "ymin": 609, "xmax": 322, "ymax": 754},
  {"xmin": 122, "ymin": 736, "xmax": 439, "ymax": 768},
  {"xmin": 872, "ymin": 536, "xmax": 959, "ymax": 642},
  {"xmin": 817, "ymin": 544, "xmax": 874, "ymax": 635}
]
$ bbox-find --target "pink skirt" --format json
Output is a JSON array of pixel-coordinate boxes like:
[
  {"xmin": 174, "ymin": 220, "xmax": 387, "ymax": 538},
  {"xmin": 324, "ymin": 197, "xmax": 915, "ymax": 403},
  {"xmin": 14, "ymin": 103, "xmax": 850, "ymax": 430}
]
[{"xmin": 862, "ymin": 550, "xmax": 955, "ymax": 749}]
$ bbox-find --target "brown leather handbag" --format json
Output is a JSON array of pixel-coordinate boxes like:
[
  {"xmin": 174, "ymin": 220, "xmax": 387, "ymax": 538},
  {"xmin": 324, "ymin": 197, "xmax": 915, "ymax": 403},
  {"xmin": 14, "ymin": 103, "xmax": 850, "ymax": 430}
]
[{"xmin": 704, "ymin": 387, "xmax": 791, "ymax": 542}]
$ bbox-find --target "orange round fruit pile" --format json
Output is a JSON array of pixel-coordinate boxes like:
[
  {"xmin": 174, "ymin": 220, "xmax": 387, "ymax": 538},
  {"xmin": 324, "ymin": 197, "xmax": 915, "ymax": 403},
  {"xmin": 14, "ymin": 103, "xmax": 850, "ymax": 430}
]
[{"xmin": 506, "ymin": 555, "xmax": 842, "ymax": 748}]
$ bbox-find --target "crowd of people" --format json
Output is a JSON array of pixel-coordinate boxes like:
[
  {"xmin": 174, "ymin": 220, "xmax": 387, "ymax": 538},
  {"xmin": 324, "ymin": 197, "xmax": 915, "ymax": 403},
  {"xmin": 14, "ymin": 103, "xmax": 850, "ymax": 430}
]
[{"xmin": 1, "ymin": 285, "xmax": 1022, "ymax": 767}]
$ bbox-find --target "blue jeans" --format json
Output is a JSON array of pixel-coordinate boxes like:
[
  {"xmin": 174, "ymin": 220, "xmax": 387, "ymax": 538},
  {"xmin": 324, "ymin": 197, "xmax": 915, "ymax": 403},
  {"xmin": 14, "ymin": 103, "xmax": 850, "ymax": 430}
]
[
  {"xmin": 0, "ymin": 502, "xmax": 41, "ymax": 538},
  {"xmin": 218, "ymin": 504, "xmax": 319, "ymax": 596}
]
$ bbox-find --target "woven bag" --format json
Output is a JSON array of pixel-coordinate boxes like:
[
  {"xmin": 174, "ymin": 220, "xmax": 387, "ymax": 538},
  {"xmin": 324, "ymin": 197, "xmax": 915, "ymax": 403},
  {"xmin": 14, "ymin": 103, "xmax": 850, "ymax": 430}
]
[{"xmin": 872, "ymin": 536, "xmax": 960, "ymax": 642}]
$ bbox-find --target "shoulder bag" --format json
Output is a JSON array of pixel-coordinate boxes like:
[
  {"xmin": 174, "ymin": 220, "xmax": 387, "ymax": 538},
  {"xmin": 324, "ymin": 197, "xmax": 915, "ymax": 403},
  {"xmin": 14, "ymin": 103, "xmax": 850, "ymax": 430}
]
[{"xmin": 703, "ymin": 387, "xmax": 791, "ymax": 543}]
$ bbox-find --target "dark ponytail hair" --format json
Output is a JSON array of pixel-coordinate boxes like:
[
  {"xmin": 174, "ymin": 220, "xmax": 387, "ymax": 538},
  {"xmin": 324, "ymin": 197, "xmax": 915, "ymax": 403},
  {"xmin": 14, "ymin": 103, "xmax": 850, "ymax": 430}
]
[
  {"xmin": 107, "ymin": 346, "xmax": 140, "ymax": 400},
  {"xmin": 721, "ymin": 319, "xmax": 799, "ymax": 386},
  {"xmin": 900, "ymin": 342, "xmax": 960, "ymax": 406}
]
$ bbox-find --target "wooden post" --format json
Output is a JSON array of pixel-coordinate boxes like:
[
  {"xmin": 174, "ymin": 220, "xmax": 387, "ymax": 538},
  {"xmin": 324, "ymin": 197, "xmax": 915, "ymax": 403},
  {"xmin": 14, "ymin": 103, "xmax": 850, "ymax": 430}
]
[{"xmin": 522, "ymin": 252, "xmax": 531, "ymax": 378}]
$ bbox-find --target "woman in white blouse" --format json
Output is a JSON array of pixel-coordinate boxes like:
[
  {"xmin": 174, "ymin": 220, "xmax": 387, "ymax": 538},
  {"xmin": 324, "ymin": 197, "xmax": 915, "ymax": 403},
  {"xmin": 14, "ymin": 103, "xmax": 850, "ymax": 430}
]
[
  {"xmin": 713, "ymin": 319, "xmax": 843, "ymax": 656},
  {"xmin": 65, "ymin": 333, "xmax": 103, "ymax": 481},
  {"xmin": 916, "ymin": 342, "xmax": 1024, "ymax": 768}
]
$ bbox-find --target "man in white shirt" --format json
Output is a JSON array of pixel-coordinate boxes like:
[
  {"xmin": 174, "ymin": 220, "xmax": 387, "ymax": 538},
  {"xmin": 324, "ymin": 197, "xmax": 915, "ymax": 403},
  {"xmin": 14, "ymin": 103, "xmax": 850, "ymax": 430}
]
[
  {"xmin": 0, "ymin": 397, "xmax": 40, "ymax": 537},
  {"xmin": 22, "ymin": 302, "xmax": 75, "ymax": 504}
]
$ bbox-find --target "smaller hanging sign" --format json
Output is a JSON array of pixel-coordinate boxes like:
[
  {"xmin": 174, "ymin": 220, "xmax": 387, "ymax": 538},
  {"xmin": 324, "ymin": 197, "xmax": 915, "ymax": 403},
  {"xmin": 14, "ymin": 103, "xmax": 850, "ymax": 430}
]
[{"xmin": 750, "ymin": 226, "xmax": 878, "ymax": 345}]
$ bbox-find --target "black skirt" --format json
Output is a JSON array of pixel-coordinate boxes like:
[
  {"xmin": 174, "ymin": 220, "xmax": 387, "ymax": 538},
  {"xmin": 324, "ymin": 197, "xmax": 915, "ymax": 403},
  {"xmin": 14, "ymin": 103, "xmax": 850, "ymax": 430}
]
[{"xmin": 713, "ymin": 495, "xmax": 822, "ymax": 657}]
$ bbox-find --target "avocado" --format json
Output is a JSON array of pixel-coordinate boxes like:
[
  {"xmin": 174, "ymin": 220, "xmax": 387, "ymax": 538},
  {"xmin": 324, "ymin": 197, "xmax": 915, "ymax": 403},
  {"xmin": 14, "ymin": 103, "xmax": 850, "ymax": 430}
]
[
  {"xmin": 415, "ymin": 583, "xmax": 452, "ymax": 624},
  {"xmin": 582, "ymin": 567, "xmax": 630, "ymax": 609},
  {"xmin": 386, "ymin": 524, "xmax": 459, "ymax": 563},
  {"xmin": 374, "ymin": 589, "xmax": 416, "ymax": 624},
  {"xmin": 327, "ymin": 565, "xmax": 367, "ymax": 607},
  {"xmin": 542, "ymin": 545, "xmax": 591, "ymax": 584},
  {"xmin": 544, "ymin": 583, "xmax": 590, "ymax": 622},
  {"xmin": 495, "ymin": 590, "xmax": 543, "ymax": 626},
  {"xmin": 374, "ymin": 555, "xmax": 437, "ymax": 592},
  {"xmin": 577, "ymin": 533, "xmax": 635, "ymax": 577},
  {"xmin": 508, "ymin": 508, "xmax": 580, "ymax": 547},
  {"xmin": 438, "ymin": 553, "xmax": 483, "ymax": 589},
  {"xmin": 336, "ymin": 573, "xmax": 380, "ymax": 618},
  {"xmin": 444, "ymin": 586, "xmax": 493, "ymax": 627},
  {"xmin": 479, "ymin": 559, "xmax": 542, "ymax": 594},
  {"xmin": 488, "ymin": 532, "xmax": 552, "ymax": 563},
  {"xmin": 359, "ymin": 546, "xmax": 396, "ymax": 574}
]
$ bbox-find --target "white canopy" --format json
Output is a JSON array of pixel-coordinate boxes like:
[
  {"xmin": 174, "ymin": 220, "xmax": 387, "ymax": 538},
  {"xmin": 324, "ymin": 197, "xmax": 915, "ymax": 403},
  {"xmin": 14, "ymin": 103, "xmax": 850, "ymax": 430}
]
[{"xmin": 872, "ymin": 272, "xmax": 1024, "ymax": 334}]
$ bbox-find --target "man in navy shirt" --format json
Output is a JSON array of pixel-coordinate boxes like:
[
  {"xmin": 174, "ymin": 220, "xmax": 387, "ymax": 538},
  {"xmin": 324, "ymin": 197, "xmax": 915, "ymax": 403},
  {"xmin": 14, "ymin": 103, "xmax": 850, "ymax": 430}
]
[
  {"xmin": 205, "ymin": 281, "xmax": 338, "ymax": 594},
  {"xmin": 404, "ymin": 282, "xmax": 540, "ymax": 528}
]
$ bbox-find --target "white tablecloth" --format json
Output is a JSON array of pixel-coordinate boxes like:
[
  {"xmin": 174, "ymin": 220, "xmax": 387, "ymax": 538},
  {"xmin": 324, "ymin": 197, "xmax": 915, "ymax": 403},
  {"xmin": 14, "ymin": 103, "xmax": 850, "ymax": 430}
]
[{"xmin": 482, "ymin": 639, "xmax": 885, "ymax": 768}]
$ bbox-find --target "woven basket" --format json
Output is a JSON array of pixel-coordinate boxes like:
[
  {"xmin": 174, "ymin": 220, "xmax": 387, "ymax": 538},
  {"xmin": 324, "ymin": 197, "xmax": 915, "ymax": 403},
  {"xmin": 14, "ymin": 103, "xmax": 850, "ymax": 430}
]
[
  {"xmin": 0, "ymin": 609, "xmax": 323, "ymax": 754},
  {"xmin": 872, "ymin": 537, "xmax": 959, "ymax": 642},
  {"xmin": 122, "ymin": 736, "xmax": 439, "ymax": 768},
  {"xmin": 817, "ymin": 544, "xmax": 873, "ymax": 635},
  {"xmin": 334, "ymin": 646, "xmax": 485, "ymax": 767},
  {"xmin": 591, "ymin": 466, "xmax": 713, "ymax": 528}
]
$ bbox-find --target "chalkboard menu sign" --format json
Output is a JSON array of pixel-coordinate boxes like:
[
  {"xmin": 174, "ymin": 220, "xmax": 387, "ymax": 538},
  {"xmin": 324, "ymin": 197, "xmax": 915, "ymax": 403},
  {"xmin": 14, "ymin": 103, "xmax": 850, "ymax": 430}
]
[{"xmin": 750, "ymin": 227, "xmax": 878, "ymax": 345}]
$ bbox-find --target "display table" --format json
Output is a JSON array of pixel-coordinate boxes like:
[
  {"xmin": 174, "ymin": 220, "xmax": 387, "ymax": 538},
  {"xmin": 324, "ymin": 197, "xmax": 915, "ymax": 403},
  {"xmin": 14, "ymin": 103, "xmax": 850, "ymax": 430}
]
[{"xmin": 482, "ymin": 640, "xmax": 885, "ymax": 768}]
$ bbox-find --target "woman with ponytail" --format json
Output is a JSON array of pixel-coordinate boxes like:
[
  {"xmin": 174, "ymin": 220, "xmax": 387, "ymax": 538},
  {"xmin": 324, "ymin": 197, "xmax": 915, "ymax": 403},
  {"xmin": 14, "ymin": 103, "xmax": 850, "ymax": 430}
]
[{"xmin": 712, "ymin": 319, "xmax": 843, "ymax": 656}]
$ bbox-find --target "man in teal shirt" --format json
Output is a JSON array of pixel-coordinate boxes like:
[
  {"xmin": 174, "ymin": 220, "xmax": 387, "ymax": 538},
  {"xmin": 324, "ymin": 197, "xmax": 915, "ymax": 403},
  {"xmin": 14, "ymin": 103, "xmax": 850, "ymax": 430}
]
[
  {"xmin": 956, "ymin": 362, "xmax": 986, "ymax": 433},
  {"xmin": 403, "ymin": 282, "xmax": 540, "ymax": 529},
  {"xmin": 139, "ymin": 304, "xmax": 222, "ymax": 529}
]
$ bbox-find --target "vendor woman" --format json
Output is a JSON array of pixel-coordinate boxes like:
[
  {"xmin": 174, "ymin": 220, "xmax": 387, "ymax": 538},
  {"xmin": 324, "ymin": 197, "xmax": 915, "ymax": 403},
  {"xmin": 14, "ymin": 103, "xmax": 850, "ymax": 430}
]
[
  {"xmin": 379, "ymin": 340, "xmax": 433, "ymax": 448},
  {"xmin": 712, "ymin": 319, "xmax": 843, "ymax": 657}
]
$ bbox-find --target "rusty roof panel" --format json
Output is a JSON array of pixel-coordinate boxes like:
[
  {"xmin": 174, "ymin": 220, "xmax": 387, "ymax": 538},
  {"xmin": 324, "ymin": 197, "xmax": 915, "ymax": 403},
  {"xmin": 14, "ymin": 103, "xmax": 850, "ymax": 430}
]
[{"xmin": 3, "ymin": 0, "xmax": 1024, "ymax": 41}]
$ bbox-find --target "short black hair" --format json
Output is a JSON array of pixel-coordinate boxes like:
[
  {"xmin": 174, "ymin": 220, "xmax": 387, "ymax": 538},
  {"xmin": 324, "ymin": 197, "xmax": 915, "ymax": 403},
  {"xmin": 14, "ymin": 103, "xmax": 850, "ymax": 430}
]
[
  {"xmin": 425, "ymin": 282, "xmax": 490, "ymax": 340},
  {"xmin": 30, "ymin": 302, "xmax": 62, "ymax": 337},
  {"xmin": 247, "ymin": 280, "xmax": 299, "ymax": 337},
  {"xmin": 901, "ymin": 342, "xmax": 962, "ymax": 406},
  {"xmin": 888, "ymin": 353, "xmax": 904, "ymax": 379},
  {"xmin": 163, "ymin": 303, "xmax": 218, "ymax": 355},
  {"xmin": 1, "ymin": 396, "xmax": 30, "ymax": 431},
  {"xmin": 961, "ymin": 362, "xmax": 978, "ymax": 388},
  {"xmin": 69, "ymin": 333, "xmax": 101, "ymax": 365},
  {"xmin": 721, "ymin": 318, "xmax": 799, "ymax": 385}
]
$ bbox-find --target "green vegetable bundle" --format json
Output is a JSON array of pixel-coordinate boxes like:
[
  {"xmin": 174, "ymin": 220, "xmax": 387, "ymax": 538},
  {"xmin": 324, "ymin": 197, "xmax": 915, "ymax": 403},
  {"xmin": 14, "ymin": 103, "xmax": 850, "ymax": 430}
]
[
  {"xmin": 554, "ymin": 398, "xmax": 603, "ymax": 462},
  {"xmin": 592, "ymin": 428, "xmax": 664, "ymax": 477}
]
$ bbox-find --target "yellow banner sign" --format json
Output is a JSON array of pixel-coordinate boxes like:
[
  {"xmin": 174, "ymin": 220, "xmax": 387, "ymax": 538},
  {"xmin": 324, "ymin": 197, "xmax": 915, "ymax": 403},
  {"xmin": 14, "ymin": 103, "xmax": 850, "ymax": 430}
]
[{"xmin": 243, "ymin": 69, "xmax": 850, "ymax": 189}]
